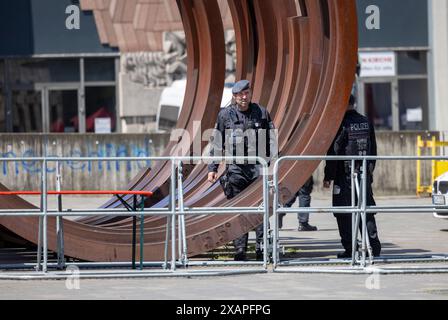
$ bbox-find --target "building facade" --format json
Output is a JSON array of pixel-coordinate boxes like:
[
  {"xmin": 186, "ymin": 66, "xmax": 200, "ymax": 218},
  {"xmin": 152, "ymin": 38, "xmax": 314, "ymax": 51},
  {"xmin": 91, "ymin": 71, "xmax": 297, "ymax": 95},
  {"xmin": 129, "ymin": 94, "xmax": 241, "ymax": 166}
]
[
  {"xmin": 0, "ymin": 0, "xmax": 119, "ymax": 134},
  {"xmin": 356, "ymin": 0, "xmax": 431, "ymax": 131},
  {"xmin": 0, "ymin": 0, "xmax": 446, "ymax": 134}
]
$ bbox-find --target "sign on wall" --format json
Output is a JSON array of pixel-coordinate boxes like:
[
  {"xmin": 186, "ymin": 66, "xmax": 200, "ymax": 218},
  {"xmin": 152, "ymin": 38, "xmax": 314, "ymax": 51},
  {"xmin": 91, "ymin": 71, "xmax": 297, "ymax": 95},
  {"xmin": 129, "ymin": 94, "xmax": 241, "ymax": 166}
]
[
  {"xmin": 359, "ymin": 52, "xmax": 396, "ymax": 77},
  {"xmin": 95, "ymin": 118, "xmax": 112, "ymax": 133}
]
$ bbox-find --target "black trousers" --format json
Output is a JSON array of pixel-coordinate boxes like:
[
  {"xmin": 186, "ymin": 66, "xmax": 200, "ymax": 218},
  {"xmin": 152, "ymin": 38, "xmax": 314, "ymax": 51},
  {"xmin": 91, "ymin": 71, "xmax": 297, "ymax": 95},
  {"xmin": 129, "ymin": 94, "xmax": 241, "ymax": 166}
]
[
  {"xmin": 225, "ymin": 166, "xmax": 263, "ymax": 253},
  {"xmin": 333, "ymin": 180, "xmax": 381, "ymax": 255}
]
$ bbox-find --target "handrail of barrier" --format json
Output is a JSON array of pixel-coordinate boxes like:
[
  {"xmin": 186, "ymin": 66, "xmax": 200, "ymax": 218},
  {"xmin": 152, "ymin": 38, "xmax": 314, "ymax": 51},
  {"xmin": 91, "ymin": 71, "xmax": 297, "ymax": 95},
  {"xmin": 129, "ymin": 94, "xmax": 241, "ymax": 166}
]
[
  {"xmin": 4, "ymin": 154, "xmax": 447, "ymax": 276},
  {"xmin": 272, "ymin": 155, "xmax": 448, "ymax": 270},
  {"xmin": 0, "ymin": 155, "xmax": 270, "ymax": 275},
  {"xmin": 0, "ymin": 156, "xmax": 270, "ymax": 163},
  {"xmin": 273, "ymin": 155, "xmax": 448, "ymax": 161},
  {"xmin": 0, "ymin": 189, "xmax": 153, "ymax": 270},
  {"xmin": 0, "ymin": 155, "xmax": 447, "ymax": 161},
  {"xmin": 0, "ymin": 191, "xmax": 153, "ymax": 196}
]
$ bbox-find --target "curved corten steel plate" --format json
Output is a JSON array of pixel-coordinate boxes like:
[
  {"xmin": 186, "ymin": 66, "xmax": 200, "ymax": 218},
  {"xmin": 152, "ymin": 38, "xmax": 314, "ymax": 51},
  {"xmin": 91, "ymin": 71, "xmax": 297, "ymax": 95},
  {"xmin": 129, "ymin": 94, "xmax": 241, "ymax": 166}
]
[{"xmin": 0, "ymin": 0, "xmax": 357, "ymax": 262}]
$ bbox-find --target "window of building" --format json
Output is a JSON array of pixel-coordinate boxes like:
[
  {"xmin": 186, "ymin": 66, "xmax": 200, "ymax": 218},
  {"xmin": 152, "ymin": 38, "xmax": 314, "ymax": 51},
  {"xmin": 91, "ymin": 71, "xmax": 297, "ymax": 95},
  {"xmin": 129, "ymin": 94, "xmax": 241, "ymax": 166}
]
[
  {"xmin": 8, "ymin": 58, "xmax": 80, "ymax": 84},
  {"xmin": 364, "ymin": 82, "xmax": 393, "ymax": 130},
  {"xmin": 2, "ymin": 57, "xmax": 118, "ymax": 133},
  {"xmin": 0, "ymin": 59, "xmax": 3, "ymax": 86},
  {"xmin": 49, "ymin": 89, "xmax": 78, "ymax": 133},
  {"xmin": 0, "ymin": 60, "xmax": 4, "ymax": 132},
  {"xmin": 360, "ymin": 50, "xmax": 429, "ymax": 131},
  {"xmin": 12, "ymin": 90, "xmax": 42, "ymax": 132},
  {"xmin": 85, "ymin": 58, "xmax": 115, "ymax": 82},
  {"xmin": 0, "ymin": 90, "xmax": 4, "ymax": 132},
  {"xmin": 397, "ymin": 51, "xmax": 427, "ymax": 75},
  {"xmin": 398, "ymin": 79, "xmax": 428, "ymax": 130}
]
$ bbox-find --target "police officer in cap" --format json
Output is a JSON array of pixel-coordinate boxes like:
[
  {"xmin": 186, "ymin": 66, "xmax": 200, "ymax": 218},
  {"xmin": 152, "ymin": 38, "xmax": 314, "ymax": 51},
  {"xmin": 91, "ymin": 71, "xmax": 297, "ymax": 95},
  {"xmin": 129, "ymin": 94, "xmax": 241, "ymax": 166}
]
[
  {"xmin": 323, "ymin": 93, "xmax": 381, "ymax": 259},
  {"xmin": 208, "ymin": 80, "xmax": 276, "ymax": 261}
]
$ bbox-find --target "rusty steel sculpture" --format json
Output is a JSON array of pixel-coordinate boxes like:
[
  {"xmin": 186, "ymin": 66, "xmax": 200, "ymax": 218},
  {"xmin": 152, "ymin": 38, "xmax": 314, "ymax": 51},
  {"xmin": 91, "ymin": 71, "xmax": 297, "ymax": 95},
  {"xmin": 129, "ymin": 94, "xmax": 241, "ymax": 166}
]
[{"xmin": 0, "ymin": 0, "xmax": 358, "ymax": 262}]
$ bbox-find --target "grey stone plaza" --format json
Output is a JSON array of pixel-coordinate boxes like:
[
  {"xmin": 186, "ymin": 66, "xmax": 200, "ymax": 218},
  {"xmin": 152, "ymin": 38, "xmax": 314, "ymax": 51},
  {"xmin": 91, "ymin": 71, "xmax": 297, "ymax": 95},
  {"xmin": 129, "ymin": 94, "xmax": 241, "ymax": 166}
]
[{"xmin": 1, "ymin": 195, "xmax": 447, "ymax": 300}]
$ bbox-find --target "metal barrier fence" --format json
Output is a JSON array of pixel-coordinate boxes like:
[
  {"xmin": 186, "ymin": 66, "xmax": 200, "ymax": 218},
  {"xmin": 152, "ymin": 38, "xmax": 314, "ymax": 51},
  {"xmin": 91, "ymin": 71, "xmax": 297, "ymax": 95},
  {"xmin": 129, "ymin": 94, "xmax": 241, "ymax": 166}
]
[
  {"xmin": 272, "ymin": 155, "xmax": 448, "ymax": 274},
  {"xmin": 0, "ymin": 156, "xmax": 270, "ymax": 279},
  {"xmin": 1, "ymin": 155, "xmax": 448, "ymax": 278}
]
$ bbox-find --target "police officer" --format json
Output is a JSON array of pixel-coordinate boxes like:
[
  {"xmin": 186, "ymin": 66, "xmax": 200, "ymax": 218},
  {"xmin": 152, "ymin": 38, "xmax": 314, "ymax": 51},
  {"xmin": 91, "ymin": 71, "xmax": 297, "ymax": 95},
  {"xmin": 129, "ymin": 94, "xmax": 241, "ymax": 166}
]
[
  {"xmin": 278, "ymin": 176, "xmax": 318, "ymax": 231},
  {"xmin": 208, "ymin": 80, "xmax": 276, "ymax": 261},
  {"xmin": 323, "ymin": 94, "xmax": 381, "ymax": 259}
]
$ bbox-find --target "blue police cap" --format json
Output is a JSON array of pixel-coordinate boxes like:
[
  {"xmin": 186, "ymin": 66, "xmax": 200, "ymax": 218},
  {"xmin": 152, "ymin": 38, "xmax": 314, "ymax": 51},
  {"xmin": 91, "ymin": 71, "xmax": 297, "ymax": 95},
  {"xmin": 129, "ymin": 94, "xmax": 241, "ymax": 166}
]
[{"xmin": 232, "ymin": 80, "xmax": 250, "ymax": 94}]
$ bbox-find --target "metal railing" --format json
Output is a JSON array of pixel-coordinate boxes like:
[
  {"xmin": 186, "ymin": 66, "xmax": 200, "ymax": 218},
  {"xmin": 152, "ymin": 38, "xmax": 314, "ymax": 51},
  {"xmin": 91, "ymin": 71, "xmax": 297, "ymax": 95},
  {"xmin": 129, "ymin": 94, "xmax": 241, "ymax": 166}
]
[
  {"xmin": 1, "ymin": 155, "xmax": 448, "ymax": 278},
  {"xmin": 272, "ymin": 155, "xmax": 448, "ymax": 273},
  {"xmin": 0, "ymin": 155, "xmax": 270, "ymax": 278}
]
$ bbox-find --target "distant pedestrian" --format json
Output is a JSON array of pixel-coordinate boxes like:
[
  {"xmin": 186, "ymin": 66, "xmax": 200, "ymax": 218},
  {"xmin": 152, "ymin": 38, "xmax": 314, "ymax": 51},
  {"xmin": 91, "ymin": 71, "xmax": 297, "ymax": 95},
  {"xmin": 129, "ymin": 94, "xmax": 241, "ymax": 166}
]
[{"xmin": 278, "ymin": 176, "xmax": 317, "ymax": 231}]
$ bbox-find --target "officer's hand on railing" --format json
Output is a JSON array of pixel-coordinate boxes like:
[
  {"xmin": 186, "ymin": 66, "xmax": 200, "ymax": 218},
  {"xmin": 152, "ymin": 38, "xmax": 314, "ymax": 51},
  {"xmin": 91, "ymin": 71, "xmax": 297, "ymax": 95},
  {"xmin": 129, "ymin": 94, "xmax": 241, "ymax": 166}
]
[
  {"xmin": 323, "ymin": 180, "xmax": 332, "ymax": 189},
  {"xmin": 208, "ymin": 172, "xmax": 218, "ymax": 183}
]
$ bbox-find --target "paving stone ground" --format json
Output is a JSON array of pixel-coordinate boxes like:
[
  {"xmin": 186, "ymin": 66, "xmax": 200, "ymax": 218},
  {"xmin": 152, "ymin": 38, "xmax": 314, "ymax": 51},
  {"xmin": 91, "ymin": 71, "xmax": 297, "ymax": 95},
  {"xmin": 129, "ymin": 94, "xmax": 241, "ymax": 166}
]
[{"xmin": 0, "ymin": 195, "xmax": 447, "ymax": 300}]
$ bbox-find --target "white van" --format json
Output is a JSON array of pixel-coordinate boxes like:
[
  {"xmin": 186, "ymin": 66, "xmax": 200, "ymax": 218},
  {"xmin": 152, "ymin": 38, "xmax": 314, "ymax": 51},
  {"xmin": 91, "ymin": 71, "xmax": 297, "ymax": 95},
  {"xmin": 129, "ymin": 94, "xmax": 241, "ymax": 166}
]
[
  {"xmin": 156, "ymin": 80, "xmax": 233, "ymax": 132},
  {"xmin": 432, "ymin": 171, "xmax": 448, "ymax": 219}
]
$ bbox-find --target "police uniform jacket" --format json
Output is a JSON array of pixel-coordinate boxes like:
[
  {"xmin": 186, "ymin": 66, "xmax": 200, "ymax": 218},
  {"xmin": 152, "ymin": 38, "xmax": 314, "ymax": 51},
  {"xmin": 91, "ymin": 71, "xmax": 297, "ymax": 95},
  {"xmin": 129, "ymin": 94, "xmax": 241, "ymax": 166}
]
[
  {"xmin": 324, "ymin": 109, "xmax": 377, "ymax": 188},
  {"xmin": 208, "ymin": 102, "xmax": 276, "ymax": 180}
]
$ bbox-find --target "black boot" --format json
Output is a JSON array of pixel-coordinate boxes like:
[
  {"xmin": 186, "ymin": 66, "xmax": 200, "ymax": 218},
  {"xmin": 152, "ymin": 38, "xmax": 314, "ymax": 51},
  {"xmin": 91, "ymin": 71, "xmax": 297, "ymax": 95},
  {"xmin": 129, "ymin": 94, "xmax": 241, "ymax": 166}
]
[
  {"xmin": 234, "ymin": 249, "xmax": 247, "ymax": 261},
  {"xmin": 298, "ymin": 222, "xmax": 318, "ymax": 231},
  {"xmin": 278, "ymin": 213, "xmax": 285, "ymax": 229},
  {"xmin": 372, "ymin": 244, "xmax": 381, "ymax": 257},
  {"xmin": 337, "ymin": 250, "xmax": 352, "ymax": 259}
]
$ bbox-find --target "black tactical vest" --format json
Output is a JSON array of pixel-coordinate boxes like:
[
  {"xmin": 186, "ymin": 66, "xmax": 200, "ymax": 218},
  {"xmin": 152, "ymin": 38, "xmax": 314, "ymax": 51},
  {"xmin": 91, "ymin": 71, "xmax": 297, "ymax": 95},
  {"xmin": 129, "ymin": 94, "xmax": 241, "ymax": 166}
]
[
  {"xmin": 225, "ymin": 103, "xmax": 270, "ymax": 159},
  {"xmin": 343, "ymin": 120, "xmax": 371, "ymax": 157}
]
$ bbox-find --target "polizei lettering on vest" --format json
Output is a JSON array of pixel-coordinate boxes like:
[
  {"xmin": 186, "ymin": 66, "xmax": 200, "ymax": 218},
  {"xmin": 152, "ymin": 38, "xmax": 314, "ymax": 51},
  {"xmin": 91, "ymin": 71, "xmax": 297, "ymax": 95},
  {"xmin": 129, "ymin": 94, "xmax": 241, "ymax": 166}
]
[{"xmin": 350, "ymin": 123, "xmax": 369, "ymax": 131}]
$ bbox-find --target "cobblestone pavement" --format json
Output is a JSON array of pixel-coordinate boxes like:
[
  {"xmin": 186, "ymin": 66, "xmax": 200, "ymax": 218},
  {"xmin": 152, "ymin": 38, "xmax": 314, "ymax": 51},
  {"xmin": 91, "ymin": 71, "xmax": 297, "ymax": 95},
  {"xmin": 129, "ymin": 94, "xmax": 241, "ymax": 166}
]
[{"xmin": 0, "ymin": 195, "xmax": 447, "ymax": 300}]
